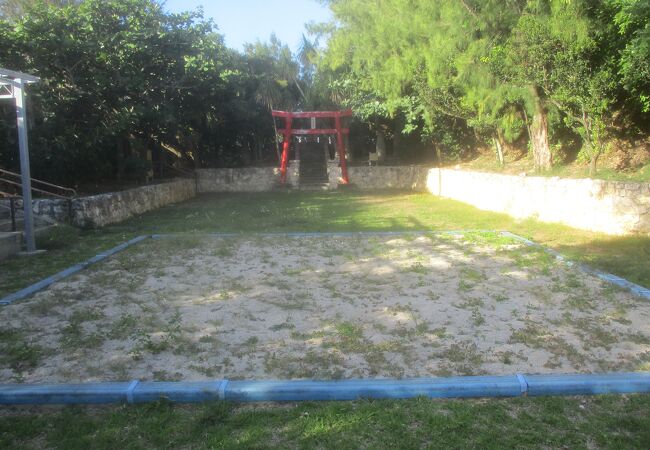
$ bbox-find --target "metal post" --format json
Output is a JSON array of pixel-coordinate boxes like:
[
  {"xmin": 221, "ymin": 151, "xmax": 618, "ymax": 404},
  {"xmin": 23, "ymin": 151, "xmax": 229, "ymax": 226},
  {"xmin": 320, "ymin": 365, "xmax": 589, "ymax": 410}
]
[{"xmin": 14, "ymin": 79, "xmax": 36, "ymax": 252}]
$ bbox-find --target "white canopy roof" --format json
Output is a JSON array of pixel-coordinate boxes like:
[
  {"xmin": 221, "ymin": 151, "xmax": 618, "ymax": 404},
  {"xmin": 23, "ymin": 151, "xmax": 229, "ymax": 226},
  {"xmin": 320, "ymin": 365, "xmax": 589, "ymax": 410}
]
[{"xmin": 0, "ymin": 67, "xmax": 40, "ymax": 83}]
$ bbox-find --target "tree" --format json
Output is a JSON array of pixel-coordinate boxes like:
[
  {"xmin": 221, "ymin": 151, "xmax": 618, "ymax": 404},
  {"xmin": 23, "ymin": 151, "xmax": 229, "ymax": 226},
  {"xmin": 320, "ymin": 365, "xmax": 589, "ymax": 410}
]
[
  {"xmin": 243, "ymin": 35, "xmax": 304, "ymax": 162},
  {"xmin": 321, "ymin": 0, "xmax": 529, "ymax": 164},
  {"xmin": 611, "ymin": 0, "xmax": 650, "ymax": 113},
  {"xmin": 0, "ymin": 0, "xmax": 77, "ymax": 18},
  {"xmin": 322, "ymin": 0, "xmax": 638, "ymax": 173},
  {"xmin": 0, "ymin": 0, "xmax": 276, "ymax": 183}
]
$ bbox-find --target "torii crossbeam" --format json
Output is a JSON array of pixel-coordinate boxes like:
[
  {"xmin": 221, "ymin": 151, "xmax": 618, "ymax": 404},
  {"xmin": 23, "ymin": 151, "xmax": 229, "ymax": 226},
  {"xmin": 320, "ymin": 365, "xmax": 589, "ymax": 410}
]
[{"xmin": 272, "ymin": 109, "xmax": 352, "ymax": 185}]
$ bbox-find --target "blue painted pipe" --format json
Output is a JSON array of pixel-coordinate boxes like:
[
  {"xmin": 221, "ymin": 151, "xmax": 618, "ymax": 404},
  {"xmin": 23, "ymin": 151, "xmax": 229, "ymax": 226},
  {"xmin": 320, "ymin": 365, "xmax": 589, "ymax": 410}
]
[
  {"xmin": 0, "ymin": 235, "xmax": 150, "ymax": 305},
  {"xmin": 5, "ymin": 229, "xmax": 646, "ymax": 306},
  {"xmin": 150, "ymin": 230, "xmax": 498, "ymax": 240},
  {"xmin": 525, "ymin": 373, "xmax": 650, "ymax": 396},
  {"xmin": 0, "ymin": 373, "xmax": 648, "ymax": 405},
  {"xmin": 500, "ymin": 231, "xmax": 650, "ymax": 300},
  {"xmin": 225, "ymin": 376, "xmax": 522, "ymax": 402}
]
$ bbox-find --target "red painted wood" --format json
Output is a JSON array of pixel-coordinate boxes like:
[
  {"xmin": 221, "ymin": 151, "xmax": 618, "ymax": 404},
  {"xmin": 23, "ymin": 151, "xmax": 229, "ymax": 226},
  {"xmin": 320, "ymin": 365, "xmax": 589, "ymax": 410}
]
[
  {"xmin": 277, "ymin": 128, "xmax": 350, "ymax": 135},
  {"xmin": 272, "ymin": 109, "xmax": 352, "ymax": 185},
  {"xmin": 280, "ymin": 115, "xmax": 292, "ymax": 184},
  {"xmin": 335, "ymin": 114, "xmax": 349, "ymax": 184},
  {"xmin": 272, "ymin": 110, "xmax": 352, "ymax": 118}
]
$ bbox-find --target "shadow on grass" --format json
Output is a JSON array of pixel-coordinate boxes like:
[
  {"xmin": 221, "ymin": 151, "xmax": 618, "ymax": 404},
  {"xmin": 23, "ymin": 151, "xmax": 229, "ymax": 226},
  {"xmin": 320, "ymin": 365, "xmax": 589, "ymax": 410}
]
[
  {"xmin": 551, "ymin": 234, "xmax": 650, "ymax": 289},
  {"xmin": 1, "ymin": 190, "xmax": 649, "ymax": 296}
]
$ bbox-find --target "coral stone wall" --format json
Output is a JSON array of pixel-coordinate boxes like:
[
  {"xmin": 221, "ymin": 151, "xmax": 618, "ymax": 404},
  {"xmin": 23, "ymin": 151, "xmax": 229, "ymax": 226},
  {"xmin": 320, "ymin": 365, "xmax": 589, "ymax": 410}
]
[
  {"xmin": 196, "ymin": 164, "xmax": 649, "ymax": 235},
  {"xmin": 196, "ymin": 162, "xmax": 299, "ymax": 192},
  {"xmin": 346, "ymin": 166, "xmax": 429, "ymax": 190},
  {"xmin": 16, "ymin": 165, "xmax": 647, "ymax": 235},
  {"xmin": 426, "ymin": 169, "xmax": 650, "ymax": 235},
  {"xmin": 29, "ymin": 178, "xmax": 196, "ymax": 228}
]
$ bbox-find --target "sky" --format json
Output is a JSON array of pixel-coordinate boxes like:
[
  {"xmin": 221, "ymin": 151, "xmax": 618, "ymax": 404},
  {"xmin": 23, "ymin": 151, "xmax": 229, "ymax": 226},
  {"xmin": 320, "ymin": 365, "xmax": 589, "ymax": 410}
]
[{"xmin": 162, "ymin": 0, "xmax": 332, "ymax": 53}]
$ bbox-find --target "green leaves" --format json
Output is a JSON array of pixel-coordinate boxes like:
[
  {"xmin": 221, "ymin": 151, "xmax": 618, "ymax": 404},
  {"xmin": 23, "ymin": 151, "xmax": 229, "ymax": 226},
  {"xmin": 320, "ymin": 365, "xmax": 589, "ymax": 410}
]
[
  {"xmin": 0, "ymin": 0, "xmax": 290, "ymax": 182},
  {"xmin": 321, "ymin": 0, "xmax": 649, "ymax": 169}
]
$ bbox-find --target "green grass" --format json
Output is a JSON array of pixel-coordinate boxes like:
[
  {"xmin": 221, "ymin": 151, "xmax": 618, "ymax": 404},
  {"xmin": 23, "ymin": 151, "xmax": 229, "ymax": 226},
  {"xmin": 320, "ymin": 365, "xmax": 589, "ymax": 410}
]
[
  {"xmin": 0, "ymin": 329, "xmax": 43, "ymax": 374},
  {"xmin": 546, "ymin": 163, "xmax": 650, "ymax": 182},
  {"xmin": 2, "ymin": 190, "xmax": 649, "ymax": 296},
  {"xmin": 1, "ymin": 395, "xmax": 650, "ymax": 449},
  {"xmin": 461, "ymin": 152, "xmax": 650, "ymax": 182},
  {"xmin": 1, "ymin": 190, "xmax": 650, "ymax": 448}
]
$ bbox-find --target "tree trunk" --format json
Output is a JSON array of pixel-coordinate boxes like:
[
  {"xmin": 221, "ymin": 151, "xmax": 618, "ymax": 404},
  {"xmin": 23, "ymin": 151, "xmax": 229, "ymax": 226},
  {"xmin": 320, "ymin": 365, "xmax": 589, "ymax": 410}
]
[
  {"xmin": 435, "ymin": 144, "xmax": 442, "ymax": 167},
  {"xmin": 580, "ymin": 108, "xmax": 598, "ymax": 177},
  {"xmin": 375, "ymin": 130, "xmax": 386, "ymax": 162},
  {"xmin": 269, "ymin": 103, "xmax": 282, "ymax": 164},
  {"xmin": 344, "ymin": 134, "xmax": 352, "ymax": 163},
  {"xmin": 242, "ymin": 139, "xmax": 252, "ymax": 166},
  {"xmin": 529, "ymin": 86, "xmax": 552, "ymax": 171},
  {"xmin": 493, "ymin": 131, "xmax": 505, "ymax": 167},
  {"xmin": 393, "ymin": 116, "xmax": 403, "ymax": 160},
  {"xmin": 589, "ymin": 155, "xmax": 598, "ymax": 176},
  {"xmin": 194, "ymin": 136, "xmax": 202, "ymax": 169}
]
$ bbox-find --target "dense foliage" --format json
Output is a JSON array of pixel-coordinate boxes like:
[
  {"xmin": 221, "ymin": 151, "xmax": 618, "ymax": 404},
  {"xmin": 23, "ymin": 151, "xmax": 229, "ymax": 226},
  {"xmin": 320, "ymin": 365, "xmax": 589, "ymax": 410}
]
[
  {"xmin": 319, "ymin": 0, "xmax": 650, "ymax": 172},
  {"xmin": 0, "ymin": 0, "xmax": 648, "ymax": 186},
  {"xmin": 0, "ymin": 0, "xmax": 306, "ymax": 185}
]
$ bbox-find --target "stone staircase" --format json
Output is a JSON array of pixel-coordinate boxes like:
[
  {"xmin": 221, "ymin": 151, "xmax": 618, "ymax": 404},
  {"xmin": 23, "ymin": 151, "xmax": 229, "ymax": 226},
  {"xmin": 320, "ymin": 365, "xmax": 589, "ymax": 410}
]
[{"xmin": 298, "ymin": 142, "xmax": 329, "ymax": 190}]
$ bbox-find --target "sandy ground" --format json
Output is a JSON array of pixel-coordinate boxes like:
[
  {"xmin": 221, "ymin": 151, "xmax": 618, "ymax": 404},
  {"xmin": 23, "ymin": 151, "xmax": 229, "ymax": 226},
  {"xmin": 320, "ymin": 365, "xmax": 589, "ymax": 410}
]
[{"xmin": 1, "ymin": 232, "xmax": 649, "ymax": 383}]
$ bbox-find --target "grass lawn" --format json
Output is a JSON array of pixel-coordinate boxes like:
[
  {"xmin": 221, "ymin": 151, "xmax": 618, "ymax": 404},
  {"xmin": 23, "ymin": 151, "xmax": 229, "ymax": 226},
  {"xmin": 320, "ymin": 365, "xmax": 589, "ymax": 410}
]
[
  {"xmin": 1, "ymin": 190, "xmax": 649, "ymax": 448},
  {"xmin": 2, "ymin": 395, "xmax": 650, "ymax": 449},
  {"xmin": 459, "ymin": 152, "xmax": 650, "ymax": 183},
  {"xmin": 2, "ymin": 190, "xmax": 649, "ymax": 297}
]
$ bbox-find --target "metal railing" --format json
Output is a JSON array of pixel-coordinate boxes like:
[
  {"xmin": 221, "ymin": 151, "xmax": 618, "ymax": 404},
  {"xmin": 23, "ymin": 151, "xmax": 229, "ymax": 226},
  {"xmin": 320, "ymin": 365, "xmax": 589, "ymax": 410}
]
[
  {"xmin": 0, "ymin": 168, "xmax": 76, "ymax": 232},
  {"xmin": 0, "ymin": 168, "xmax": 76, "ymax": 199}
]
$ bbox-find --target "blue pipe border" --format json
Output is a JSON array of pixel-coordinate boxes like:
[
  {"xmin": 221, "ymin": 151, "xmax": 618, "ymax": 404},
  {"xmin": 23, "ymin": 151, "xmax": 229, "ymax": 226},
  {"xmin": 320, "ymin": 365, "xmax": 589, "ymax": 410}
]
[
  {"xmin": 0, "ymin": 235, "xmax": 150, "ymax": 305},
  {"xmin": 2, "ymin": 230, "xmax": 648, "ymax": 305},
  {"xmin": 1, "ymin": 231, "xmax": 649, "ymax": 405},
  {"xmin": 149, "ymin": 230, "xmax": 496, "ymax": 239},
  {"xmin": 500, "ymin": 231, "xmax": 650, "ymax": 300},
  {"xmin": 0, "ymin": 373, "xmax": 648, "ymax": 405}
]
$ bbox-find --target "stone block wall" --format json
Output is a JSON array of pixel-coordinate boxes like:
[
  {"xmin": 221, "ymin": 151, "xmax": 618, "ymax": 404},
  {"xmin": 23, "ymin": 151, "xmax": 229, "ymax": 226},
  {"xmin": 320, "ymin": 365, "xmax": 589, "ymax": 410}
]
[
  {"xmin": 195, "ymin": 164, "xmax": 649, "ymax": 235},
  {"xmin": 16, "ymin": 165, "xmax": 644, "ymax": 235},
  {"xmin": 29, "ymin": 178, "xmax": 196, "ymax": 228},
  {"xmin": 347, "ymin": 166, "xmax": 429, "ymax": 191},
  {"xmin": 425, "ymin": 169, "xmax": 650, "ymax": 235},
  {"xmin": 197, "ymin": 163, "xmax": 428, "ymax": 192},
  {"xmin": 197, "ymin": 162, "xmax": 299, "ymax": 192}
]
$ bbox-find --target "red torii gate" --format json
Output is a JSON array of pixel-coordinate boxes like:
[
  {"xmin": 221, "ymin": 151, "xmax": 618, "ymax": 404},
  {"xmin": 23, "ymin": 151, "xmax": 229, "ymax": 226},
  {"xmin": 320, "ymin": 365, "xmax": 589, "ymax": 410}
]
[{"xmin": 272, "ymin": 109, "xmax": 352, "ymax": 185}]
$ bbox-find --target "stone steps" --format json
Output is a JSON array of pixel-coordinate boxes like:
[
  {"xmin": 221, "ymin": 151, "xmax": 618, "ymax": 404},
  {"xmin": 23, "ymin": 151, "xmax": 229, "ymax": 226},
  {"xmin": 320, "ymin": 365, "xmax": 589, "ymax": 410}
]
[
  {"xmin": 298, "ymin": 183, "xmax": 330, "ymax": 191},
  {"xmin": 299, "ymin": 142, "xmax": 329, "ymax": 189}
]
